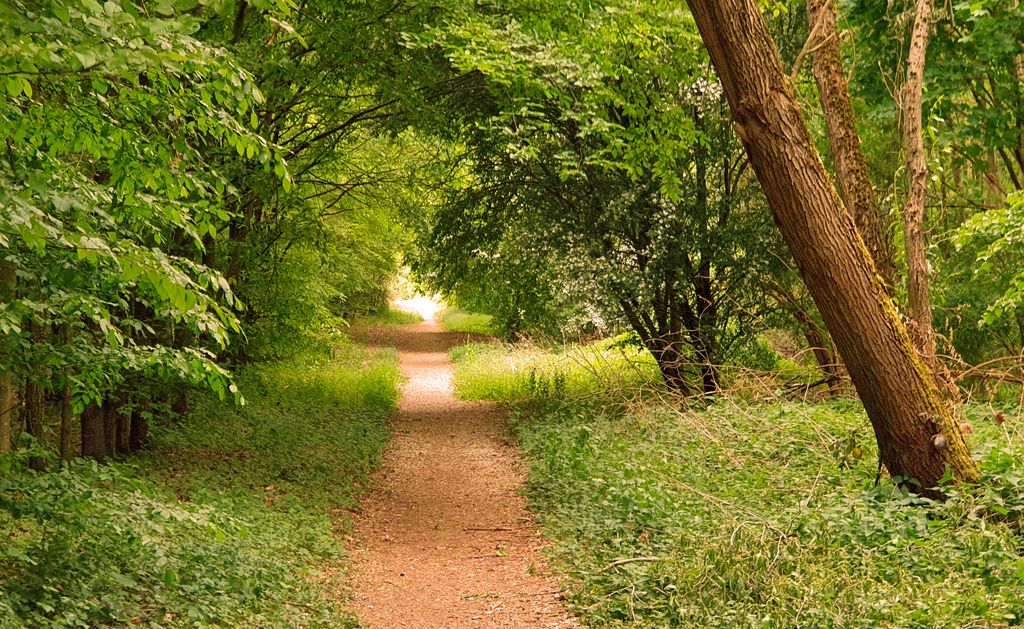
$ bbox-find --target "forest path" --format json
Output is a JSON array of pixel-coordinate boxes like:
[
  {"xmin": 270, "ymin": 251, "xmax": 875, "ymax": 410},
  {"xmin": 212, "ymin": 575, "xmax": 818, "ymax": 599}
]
[{"xmin": 347, "ymin": 318, "xmax": 576, "ymax": 628}]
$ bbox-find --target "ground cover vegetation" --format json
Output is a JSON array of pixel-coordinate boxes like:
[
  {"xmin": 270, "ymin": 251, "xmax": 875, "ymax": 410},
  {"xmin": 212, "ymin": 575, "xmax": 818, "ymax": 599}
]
[
  {"xmin": 1, "ymin": 338, "xmax": 398, "ymax": 626},
  {"xmin": 451, "ymin": 340, "xmax": 1024, "ymax": 627},
  {"xmin": 437, "ymin": 307, "xmax": 495, "ymax": 336},
  {"xmin": 2, "ymin": 0, "xmax": 1024, "ymax": 625}
]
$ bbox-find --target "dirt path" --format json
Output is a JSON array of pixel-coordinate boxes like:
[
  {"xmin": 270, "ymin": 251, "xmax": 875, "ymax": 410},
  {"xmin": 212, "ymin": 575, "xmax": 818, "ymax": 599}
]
[{"xmin": 347, "ymin": 320, "xmax": 576, "ymax": 628}]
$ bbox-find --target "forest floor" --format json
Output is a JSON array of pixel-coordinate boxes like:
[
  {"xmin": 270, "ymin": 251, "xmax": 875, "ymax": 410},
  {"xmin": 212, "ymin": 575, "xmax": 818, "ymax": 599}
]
[{"xmin": 347, "ymin": 318, "xmax": 576, "ymax": 628}]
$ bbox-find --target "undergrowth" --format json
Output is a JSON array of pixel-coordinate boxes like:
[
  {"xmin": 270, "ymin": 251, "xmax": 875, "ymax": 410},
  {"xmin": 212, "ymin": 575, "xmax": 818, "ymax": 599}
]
[
  {"xmin": 437, "ymin": 308, "xmax": 495, "ymax": 336},
  {"xmin": 0, "ymin": 338, "xmax": 399, "ymax": 627},
  {"xmin": 451, "ymin": 342, "xmax": 1024, "ymax": 627}
]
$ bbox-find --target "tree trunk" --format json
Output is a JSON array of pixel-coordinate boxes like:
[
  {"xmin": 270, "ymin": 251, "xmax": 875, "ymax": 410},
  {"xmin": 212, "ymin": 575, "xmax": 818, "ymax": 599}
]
[
  {"xmin": 767, "ymin": 288, "xmax": 841, "ymax": 391},
  {"xmin": 792, "ymin": 308, "xmax": 841, "ymax": 395},
  {"xmin": 901, "ymin": 0, "xmax": 937, "ymax": 363},
  {"xmin": 80, "ymin": 403, "xmax": 107, "ymax": 460},
  {"xmin": 60, "ymin": 386, "xmax": 73, "ymax": 462},
  {"xmin": 23, "ymin": 376, "xmax": 46, "ymax": 470},
  {"xmin": 693, "ymin": 339, "xmax": 719, "ymax": 395},
  {"xmin": 653, "ymin": 339, "xmax": 692, "ymax": 395},
  {"xmin": 0, "ymin": 261, "xmax": 16, "ymax": 454},
  {"xmin": 103, "ymin": 403, "xmax": 118, "ymax": 457},
  {"xmin": 692, "ymin": 264, "xmax": 720, "ymax": 396},
  {"xmin": 116, "ymin": 398, "xmax": 131, "ymax": 453},
  {"xmin": 684, "ymin": 0, "xmax": 980, "ymax": 493},
  {"xmin": 23, "ymin": 322, "xmax": 48, "ymax": 470},
  {"xmin": 59, "ymin": 325, "xmax": 73, "ymax": 462},
  {"xmin": 807, "ymin": 0, "xmax": 897, "ymax": 294},
  {"xmin": 0, "ymin": 373, "xmax": 13, "ymax": 455},
  {"xmin": 129, "ymin": 407, "xmax": 149, "ymax": 451}
]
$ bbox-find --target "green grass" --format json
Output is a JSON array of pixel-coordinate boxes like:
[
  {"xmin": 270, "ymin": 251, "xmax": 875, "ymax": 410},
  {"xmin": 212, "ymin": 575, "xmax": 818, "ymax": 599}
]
[
  {"xmin": 450, "ymin": 337, "xmax": 660, "ymax": 402},
  {"xmin": 451, "ymin": 341, "xmax": 1024, "ymax": 628},
  {"xmin": 437, "ymin": 308, "xmax": 495, "ymax": 336},
  {"xmin": 353, "ymin": 306, "xmax": 422, "ymax": 326},
  {"xmin": 0, "ymin": 338, "xmax": 398, "ymax": 627}
]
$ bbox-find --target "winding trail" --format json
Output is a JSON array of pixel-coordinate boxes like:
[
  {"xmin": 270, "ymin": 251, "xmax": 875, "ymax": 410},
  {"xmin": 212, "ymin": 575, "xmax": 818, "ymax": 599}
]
[{"xmin": 348, "ymin": 318, "xmax": 576, "ymax": 628}]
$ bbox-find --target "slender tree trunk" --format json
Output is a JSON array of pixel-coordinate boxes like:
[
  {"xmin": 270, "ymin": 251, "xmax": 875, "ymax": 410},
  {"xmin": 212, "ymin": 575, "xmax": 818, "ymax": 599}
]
[
  {"xmin": 793, "ymin": 308, "xmax": 841, "ymax": 395},
  {"xmin": 684, "ymin": 0, "xmax": 979, "ymax": 494},
  {"xmin": 116, "ymin": 397, "xmax": 131, "ymax": 453},
  {"xmin": 0, "ymin": 373, "xmax": 13, "ymax": 455},
  {"xmin": 129, "ymin": 406, "xmax": 149, "ymax": 451},
  {"xmin": 901, "ymin": 0, "xmax": 937, "ymax": 362},
  {"xmin": 692, "ymin": 264, "xmax": 720, "ymax": 396},
  {"xmin": 0, "ymin": 261, "xmax": 16, "ymax": 454},
  {"xmin": 23, "ymin": 378, "xmax": 46, "ymax": 470},
  {"xmin": 768, "ymin": 288, "xmax": 842, "ymax": 392},
  {"xmin": 23, "ymin": 323, "xmax": 48, "ymax": 470},
  {"xmin": 807, "ymin": 0, "xmax": 897, "ymax": 294},
  {"xmin": 692, "ymin": 337, "xmax": 719, "ymax": 395},
  {"xmin": 80, "ymin": 403, "xmax": 107, "ymax": 460},
  {"xmin": 59, "ymin": 325, "xmax": 73, "ymax": 462},
  {"xmin": 60, "ymin": 386, "xmax": 73, "ymax": 462},
  {"xmin": 103, "ymin": 403, "xmax": 118, "ymax": 457},
  {"xmin": 653, "ymin": 339, "xmax": 692, "ymax": 395}
]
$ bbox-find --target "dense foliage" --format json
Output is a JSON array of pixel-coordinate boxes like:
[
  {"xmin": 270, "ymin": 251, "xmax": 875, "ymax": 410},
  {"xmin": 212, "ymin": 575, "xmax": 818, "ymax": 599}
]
[{"xmin": 411, "ymin": 1, "xmax": 798, "ymax": 393}]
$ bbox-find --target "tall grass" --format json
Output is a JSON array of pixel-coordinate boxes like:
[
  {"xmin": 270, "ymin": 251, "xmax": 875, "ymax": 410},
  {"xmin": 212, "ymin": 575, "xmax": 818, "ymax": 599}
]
[{"xmin": 450, "ymin": 337, "xmax": 660, "ymax": 402}]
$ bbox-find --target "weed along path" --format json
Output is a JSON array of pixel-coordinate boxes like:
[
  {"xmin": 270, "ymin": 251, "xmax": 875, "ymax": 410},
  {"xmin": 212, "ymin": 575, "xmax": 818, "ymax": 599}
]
[{"xmin": 348, "ymin": 318, "xmax": 576, "ymax": 628}]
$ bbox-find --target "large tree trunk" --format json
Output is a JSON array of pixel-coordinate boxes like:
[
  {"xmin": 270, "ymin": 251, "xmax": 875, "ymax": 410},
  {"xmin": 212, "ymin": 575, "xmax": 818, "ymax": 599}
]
[
  {"xmin": 684, "ymin": 0, "xmax": 979, "ymax": 493},
  {"xmin": 901, "ymin": 0, "xmax": 937, "ymax": 363},
  {"xmin": 807, "ymin": 0, "xmax": 897, "ymax": 294}
]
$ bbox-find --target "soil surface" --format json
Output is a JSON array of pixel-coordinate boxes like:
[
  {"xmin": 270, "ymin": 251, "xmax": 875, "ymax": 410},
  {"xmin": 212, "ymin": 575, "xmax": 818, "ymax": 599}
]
[{"xmin": 347, "ymin": 320, "xmax": 576, "ymax": 628}]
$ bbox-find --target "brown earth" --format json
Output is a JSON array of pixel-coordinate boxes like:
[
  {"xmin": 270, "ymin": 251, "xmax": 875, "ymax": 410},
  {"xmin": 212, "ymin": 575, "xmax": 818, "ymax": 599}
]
[{"xmin": 347, "ymin": 320, "xmax": 577, "ymax": 629}]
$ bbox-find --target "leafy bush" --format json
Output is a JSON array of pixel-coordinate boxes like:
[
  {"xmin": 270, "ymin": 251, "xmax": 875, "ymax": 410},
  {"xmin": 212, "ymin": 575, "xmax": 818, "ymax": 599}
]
[{"xmin": 0, "ymin": 339, "xmax": 399, "ymax": 627}]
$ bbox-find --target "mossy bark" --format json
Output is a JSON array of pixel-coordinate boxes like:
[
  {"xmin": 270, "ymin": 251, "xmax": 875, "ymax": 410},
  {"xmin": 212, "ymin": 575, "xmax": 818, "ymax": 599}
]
[{"xmin": 685, "ymin": 0, "xmax": 980, "ymax": 493}]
